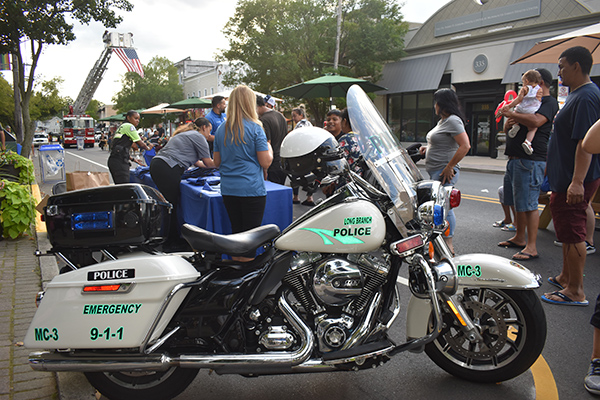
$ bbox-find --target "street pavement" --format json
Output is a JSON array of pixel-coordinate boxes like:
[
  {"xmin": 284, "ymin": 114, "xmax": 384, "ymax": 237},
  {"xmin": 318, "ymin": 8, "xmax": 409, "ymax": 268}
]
[{"xmin": 0, "ymin": 149, "xmax": 545, "ymax": 400}]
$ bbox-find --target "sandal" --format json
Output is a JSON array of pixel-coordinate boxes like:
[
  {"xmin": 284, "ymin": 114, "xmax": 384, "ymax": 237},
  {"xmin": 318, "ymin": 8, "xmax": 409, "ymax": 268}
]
[
  {"xmin": 493, "ymin": 220, "xmax": 508, "ymax": 228},
  {"xmin": 501, "ymin": 223, "xmax": 516, "ymax": 232}
]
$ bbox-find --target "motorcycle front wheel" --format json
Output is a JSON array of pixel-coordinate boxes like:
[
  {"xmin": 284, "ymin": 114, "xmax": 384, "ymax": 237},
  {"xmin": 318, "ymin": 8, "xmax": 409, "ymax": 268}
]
[
  {"xmin": 85, "ymin": 367, "xmax": 199, "ymax": 400},
  {"xmin": 425, "ymin": 288, "xmax": 547, "ymax": 383}
]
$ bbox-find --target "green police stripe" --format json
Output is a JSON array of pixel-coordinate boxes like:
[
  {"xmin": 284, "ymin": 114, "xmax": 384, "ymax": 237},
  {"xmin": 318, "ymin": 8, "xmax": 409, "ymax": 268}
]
[{"xmin": 301, "ymin": 228, "xmax": 365, "ymax": 245}]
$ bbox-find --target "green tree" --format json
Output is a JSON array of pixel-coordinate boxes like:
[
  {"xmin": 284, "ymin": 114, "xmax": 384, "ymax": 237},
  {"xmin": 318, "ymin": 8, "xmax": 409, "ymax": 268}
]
[
  {"xmin": 0, "ymin": 0, "xmax": 133, "ymax": 158},
  {"xmin": 112, "ymin": 56, "xmax": 183, "ymax": 127},
  {"xmin": 219, "ymin": 0, "xmax": 407, "ymax": 123},
  {"xmin": 30, "ymin": 77, "xmax": 69, "ymax": 122},
  {"xmin": 85, "ymin": 99, "xmax": 101, "ymax": 120},
  {"xmin": 0, "ymin": 75, "xmax": 14, "ymax": 131}
]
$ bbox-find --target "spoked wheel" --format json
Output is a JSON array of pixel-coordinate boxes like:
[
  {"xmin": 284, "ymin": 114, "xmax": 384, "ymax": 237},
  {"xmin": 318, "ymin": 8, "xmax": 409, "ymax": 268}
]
[
  {"xmin": 425, "ymin": 288, "xmax": 547, "ymax": 383},
  {"xmin": 85, "ymin": 367, "xmax": 199, "ymax": 400}
]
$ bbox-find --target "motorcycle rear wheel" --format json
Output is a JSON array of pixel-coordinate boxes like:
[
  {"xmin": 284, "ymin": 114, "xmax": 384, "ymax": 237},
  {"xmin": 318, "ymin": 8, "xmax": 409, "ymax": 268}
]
[
  {"xmin": 85, "ymin": 367, "xmax": 199, "ymax": 400},
  {"xmin": 425, "ymin": 288, "xmax": 546, "ymax": 383}
]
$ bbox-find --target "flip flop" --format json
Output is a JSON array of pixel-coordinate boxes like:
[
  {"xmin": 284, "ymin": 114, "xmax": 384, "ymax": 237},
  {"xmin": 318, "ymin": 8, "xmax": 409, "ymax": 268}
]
[
  {"xmin": 548, "ymin": 276, "xmax": 564, "ymax": 290},
  {"xmin": 301, "ymin": 200, "xmax": 316, "ymax": 206},
  {"xmin": 493, "ymin": 220, "xmax": 508, "ymax": 228},
  {"xmin": 501, "ymin": 223, "xmax": 517, "ymax": 232},
  {"xmin": 541, "ymin": 291, "xmax": 589, "ymax": 306},
  {"xmin": 512, "ymin": 251, "xmax": 539, "ymax": 261},
  {"xmin": 498, "ymin": 239, "xmax": 524, "ymax": 248},
  {"xmin": 293, "ymin": 200, "xmax": 300, "ymax": 204}
]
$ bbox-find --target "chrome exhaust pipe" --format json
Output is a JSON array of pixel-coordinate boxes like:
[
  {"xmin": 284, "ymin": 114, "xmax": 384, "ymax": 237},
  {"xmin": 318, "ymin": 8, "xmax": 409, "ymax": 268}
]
[
  {"xmin": 30, "ymin": 352, "xmax": 173, "ymax": 372},
  {"xmin": 30, "ymin": 296, "xmax": 314, "ymax": 374}
]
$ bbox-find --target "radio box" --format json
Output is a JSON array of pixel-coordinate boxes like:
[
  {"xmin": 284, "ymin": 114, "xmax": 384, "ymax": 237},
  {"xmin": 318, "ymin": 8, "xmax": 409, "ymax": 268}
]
[{"xmin": 44, "ymin": 184, "xmax": 171, "ymax": 249}]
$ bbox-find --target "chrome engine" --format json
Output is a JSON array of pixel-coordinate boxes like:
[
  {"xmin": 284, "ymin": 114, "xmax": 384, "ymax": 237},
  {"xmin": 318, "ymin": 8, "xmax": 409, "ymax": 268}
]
[{"xmin": 280, "ymin": 252, "xmax": 390, "ymax": 353}]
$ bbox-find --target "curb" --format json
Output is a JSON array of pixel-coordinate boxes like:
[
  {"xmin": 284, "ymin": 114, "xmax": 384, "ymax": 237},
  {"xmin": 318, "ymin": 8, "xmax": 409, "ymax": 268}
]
[{"xmin": 32, "ymin": 184, "xmax": 98, "ymax": 400}]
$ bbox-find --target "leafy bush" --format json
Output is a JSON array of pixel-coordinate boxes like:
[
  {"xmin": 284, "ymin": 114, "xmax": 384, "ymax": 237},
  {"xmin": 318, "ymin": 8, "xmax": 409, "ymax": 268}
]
[
  {"xmin": 0, "ymin": 151, "xmax": 37, "ymax": 238},
  {"xmin": 0, "ymin": 150, "xmax": 35, "ymax": 184},
  {"xmin": 0, "ymin": 180, "xmax": 36, "ymax": 238}
]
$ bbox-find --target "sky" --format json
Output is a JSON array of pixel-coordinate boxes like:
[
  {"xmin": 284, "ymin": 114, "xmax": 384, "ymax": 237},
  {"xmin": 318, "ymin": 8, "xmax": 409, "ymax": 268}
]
[{"xmin": 3, "ymin": 0, "xmax": 452, "ymax": 105}]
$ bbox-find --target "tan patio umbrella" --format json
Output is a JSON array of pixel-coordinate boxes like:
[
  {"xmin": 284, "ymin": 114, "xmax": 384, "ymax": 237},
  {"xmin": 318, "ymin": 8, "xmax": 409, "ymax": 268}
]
[
  {"xmin": 140, "ymin": 103, "xmax": 186, "ymax": 115},
  {"xmin": 511, "ymin": 22, "xmax": 600, "ymax": 64}
]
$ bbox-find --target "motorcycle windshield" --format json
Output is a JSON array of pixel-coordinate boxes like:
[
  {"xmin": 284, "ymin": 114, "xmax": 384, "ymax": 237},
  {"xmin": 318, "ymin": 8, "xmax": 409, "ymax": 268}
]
[{"xmin": 346, "ymin": 85, "xmax": 423, "ymax": 224}]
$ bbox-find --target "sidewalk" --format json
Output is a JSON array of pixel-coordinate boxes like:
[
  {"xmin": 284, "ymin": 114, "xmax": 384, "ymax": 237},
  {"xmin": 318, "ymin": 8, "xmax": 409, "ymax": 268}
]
[{"xmin": 0, "ymin": 153, "xmax": 506, "ymax": 400}]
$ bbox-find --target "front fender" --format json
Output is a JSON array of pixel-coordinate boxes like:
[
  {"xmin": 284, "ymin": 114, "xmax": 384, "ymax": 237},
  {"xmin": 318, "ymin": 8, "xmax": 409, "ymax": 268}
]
[
  {"xmin": 453, "ymin": 253, "xmax": 541, "ymax": 289},
  {"xmin": 406, "ymin": 253, "xmax": 541, "ymax": 340}
]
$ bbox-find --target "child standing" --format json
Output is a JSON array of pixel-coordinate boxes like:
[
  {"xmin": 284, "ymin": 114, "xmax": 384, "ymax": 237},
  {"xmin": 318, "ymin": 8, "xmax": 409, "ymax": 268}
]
[{"xmin": 500, "ymin": 69, "xmax": 543, "ymax": 155}]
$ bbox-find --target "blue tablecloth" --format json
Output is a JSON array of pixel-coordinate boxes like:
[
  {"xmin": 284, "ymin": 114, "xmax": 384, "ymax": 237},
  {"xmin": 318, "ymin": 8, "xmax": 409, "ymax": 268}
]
[
  {"xmin": 129, "ymin": 167, "xmax": 156, "ymax": 188},
  {"xmin": 179, "ymin": 180, "xmax": 293, "ymax": 234},
  {"xmin": 144, "ymin": 148, "xmax": 156, "ymax": 167},
  {"xmin": 130, "ymin": 168, "xmax": 293, "ymax": 234}
]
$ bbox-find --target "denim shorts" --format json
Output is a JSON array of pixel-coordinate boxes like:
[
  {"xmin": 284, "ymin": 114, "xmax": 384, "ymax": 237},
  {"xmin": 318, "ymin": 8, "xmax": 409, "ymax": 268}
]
[{"xmin": 503, "ymin": 158, "xmax": 545, "ymax": 213}]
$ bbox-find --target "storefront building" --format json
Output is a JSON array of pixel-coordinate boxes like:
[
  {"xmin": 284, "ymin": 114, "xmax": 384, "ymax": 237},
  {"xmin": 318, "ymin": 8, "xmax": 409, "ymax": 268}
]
[{"xmin": 376, "ymin": 0, "xmax": 600, "ymax": 158}]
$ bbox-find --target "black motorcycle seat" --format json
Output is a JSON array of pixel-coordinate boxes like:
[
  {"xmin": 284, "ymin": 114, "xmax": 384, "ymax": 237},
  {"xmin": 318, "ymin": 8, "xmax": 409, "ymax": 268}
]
[{"xmin": 180, "ymin": 223, "xmax": 280, "ymax": 256}]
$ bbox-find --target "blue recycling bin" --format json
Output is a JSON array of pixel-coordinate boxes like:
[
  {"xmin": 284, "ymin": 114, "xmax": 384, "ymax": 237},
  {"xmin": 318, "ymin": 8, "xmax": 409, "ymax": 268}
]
[{"xmin": 39, "ymin": 144, "xmax": 66, "ymax": 183}]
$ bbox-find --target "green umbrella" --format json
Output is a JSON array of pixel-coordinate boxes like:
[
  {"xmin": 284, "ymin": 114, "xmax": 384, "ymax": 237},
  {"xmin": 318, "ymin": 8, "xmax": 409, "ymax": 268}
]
[
  {"xmin": 168, "ymin": 97, "xmax": 213, "ymax": 109},
  {"xmin": 274, "ymin": 75, "xmax": 386, "ymax": 107}
]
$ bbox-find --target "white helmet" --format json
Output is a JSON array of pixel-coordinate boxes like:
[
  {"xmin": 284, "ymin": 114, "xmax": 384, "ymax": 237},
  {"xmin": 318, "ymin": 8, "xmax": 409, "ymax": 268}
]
[{"xmin": 280, "ymin": 127, "xmax": 345, "ymax": 177}]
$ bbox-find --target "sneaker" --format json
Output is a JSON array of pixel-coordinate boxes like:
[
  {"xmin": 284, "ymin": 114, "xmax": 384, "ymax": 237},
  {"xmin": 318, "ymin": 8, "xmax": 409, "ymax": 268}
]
[
  {"xmin": 554, "ymin": 240, "xmax": 595, "ymax": 255},
  {"xmin": 508, "ymin": 123, "xmax": 520, "ymax": 138},
  {"xmin": 585, "ymin": 359, "xmax": 600, "ymax": 395},
  {"xmin": 587, "ymin": 241, "xmax": 596, "ymax": 255},
  {"xmin": 522, "ymin": 140, "xmax": 534, "ymax": 155}
]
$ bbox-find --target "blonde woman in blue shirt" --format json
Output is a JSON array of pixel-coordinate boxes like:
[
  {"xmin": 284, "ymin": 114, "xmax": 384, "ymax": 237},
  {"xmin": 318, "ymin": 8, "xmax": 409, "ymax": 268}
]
[{"xmin": 213, "ymin": 85, "xmax": 273, "ymax": 261}]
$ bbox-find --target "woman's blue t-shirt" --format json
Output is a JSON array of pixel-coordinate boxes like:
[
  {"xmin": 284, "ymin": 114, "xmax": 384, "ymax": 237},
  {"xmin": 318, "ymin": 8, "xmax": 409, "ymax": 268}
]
[{"xmin": 214, "ymin": 119, "xmax": 269, "ymax": 197}]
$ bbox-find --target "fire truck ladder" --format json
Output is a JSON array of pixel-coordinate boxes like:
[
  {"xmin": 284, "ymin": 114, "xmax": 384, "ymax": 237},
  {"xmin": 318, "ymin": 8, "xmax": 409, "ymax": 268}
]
[{"xmin": 72, "ymin": 46, "xmax": 113, "ymax": 115}]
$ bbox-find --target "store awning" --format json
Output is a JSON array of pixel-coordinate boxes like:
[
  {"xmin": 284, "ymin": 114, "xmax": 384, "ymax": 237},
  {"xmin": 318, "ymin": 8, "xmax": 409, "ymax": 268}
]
[
  {"xmin": 502, "ymin": 39, "xmax": 558, "ymax": 84},
  {"xmin": 503, "ymin": 38, "xmax": 600, "ymax": 84},
  {"xmin": 378, "ymin": 53, "xmax": 450, "ymax": 94}
]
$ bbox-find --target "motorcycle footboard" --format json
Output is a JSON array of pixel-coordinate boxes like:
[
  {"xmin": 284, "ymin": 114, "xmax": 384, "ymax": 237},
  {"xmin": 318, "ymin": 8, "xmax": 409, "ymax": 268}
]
[{"xmin": 322, "ymin": 339, "xmax": 395, "ymax": 364}]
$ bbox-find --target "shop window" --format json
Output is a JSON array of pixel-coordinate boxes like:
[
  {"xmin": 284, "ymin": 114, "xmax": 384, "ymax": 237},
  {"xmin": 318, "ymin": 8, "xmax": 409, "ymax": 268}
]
[
  {"xmin": 388, "ymin": 95, "xmax": 402, "ymax": 141},
  {"xmin": 402, "ymin": 94, "xmax": 417, "ymax": 142},
  {"xmin": 417, "ymin": 93, "xmax": 434, "ymax": 142},
  {"xmin": 388, "ymin": 92, "xmax": 436, "ymax": 142}
]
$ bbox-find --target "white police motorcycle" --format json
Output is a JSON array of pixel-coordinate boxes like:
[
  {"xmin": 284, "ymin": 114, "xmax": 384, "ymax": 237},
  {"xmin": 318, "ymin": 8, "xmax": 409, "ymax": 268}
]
[{"xmin": 25, "ymin": 85, "xmax": 546, "ymax": 400}]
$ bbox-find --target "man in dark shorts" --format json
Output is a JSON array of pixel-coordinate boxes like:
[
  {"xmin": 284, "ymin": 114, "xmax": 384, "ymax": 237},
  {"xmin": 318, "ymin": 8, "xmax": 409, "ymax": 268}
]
[
  {"xmin": 542, "ymin": 46, "xmax": 600, "ymax": 308},
  {"xmin": 498, "ymin": 68, "xmax": 558, "ymax": 261}
]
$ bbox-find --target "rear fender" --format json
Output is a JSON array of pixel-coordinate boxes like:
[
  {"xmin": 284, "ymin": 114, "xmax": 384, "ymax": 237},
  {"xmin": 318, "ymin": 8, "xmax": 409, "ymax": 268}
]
[{"xmin": 406, "ymin": 253, "xmax": 541, "ymax": 339}]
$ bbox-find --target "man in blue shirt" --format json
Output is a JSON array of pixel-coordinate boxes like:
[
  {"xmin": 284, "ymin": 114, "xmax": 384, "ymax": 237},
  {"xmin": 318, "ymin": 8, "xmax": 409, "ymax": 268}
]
[
  {"xmin": 543, "ymin": 46, "xmax": 600, "ymax": 309},
  {"xmin": 206, "ymin": 95, "xmax": 226, "ymax": 138}
]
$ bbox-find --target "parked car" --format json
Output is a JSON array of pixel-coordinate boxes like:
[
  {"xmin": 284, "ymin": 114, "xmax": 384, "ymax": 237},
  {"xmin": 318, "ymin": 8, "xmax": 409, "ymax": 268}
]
[{"xmin": 33, "ymin": 132, "xmax": 49, "ymax": 147}]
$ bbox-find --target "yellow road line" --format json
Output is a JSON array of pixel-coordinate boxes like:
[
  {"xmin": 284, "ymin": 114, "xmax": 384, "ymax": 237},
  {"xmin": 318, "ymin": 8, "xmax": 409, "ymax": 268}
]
[
  {"xmin": 31, "ymin": 184, "xmax": 46, "ymax": 233},
  {"xmin": 532, "ymin": 355, "xmax": 559, "ymax": 400},
  {"xmin": 461, "ymin": 193, "xmax": 545, "ymax": 210}
]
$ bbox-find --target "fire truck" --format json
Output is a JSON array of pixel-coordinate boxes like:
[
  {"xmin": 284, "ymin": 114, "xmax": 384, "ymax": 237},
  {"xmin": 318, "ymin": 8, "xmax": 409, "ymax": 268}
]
[
  {"xmin": 62, "ymin": 109, "xmax": 96, "ymax": 148},
  {"xmin": 62, "ymin": 32, "xmax": 136, "ymax": 148}
]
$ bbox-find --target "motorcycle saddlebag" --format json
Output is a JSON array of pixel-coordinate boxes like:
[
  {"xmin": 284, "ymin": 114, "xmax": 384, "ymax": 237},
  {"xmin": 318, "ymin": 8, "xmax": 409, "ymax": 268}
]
[
  {"xmin": 24, "ymin": 254, "xmax": 199, "ymax": 349},
  {"xmin": 44, "ymin": 183, "xmax": 171, "ymax": 249}
]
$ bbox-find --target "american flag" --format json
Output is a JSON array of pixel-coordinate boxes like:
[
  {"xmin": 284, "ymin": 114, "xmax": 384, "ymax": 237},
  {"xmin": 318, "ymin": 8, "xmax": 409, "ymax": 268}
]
[{"xmin": 113, "ymin": 48, "xmax": 144, "ymax": 78}]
